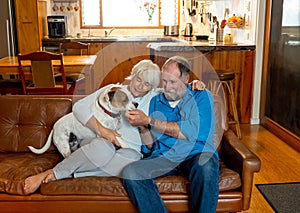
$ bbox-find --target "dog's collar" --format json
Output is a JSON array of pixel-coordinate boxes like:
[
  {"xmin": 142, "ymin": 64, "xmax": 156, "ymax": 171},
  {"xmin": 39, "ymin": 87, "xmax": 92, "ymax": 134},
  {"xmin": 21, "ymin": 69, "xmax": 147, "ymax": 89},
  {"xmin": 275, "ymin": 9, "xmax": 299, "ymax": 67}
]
[{"xmin": 98, "ymin": 101, "xmax": 121, "ymax": 118}]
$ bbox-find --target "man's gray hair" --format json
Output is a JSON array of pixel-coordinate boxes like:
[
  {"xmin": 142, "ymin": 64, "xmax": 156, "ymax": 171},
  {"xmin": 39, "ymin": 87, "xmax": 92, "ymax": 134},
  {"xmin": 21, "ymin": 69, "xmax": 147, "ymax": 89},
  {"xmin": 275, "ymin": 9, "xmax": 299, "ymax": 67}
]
[{"xmin": 162, "ymin": 56, "xmax": 191, "ymax": 76}]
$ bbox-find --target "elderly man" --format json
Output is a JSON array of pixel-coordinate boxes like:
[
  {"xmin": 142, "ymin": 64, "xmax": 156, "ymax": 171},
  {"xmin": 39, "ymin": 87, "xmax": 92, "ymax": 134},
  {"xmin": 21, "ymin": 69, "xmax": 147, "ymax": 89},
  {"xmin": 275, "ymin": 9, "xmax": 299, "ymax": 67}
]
[{"xmin": 124, "ymin": 56, "xmax": 219, "ymax": 213}]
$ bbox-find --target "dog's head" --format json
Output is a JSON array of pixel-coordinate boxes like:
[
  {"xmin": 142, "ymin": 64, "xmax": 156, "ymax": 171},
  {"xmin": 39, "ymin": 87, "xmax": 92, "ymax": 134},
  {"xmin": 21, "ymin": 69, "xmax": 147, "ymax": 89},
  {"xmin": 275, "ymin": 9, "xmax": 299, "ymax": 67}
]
[{"xmin": 99, "ymin": 85, "xmax": 137, "ymax": 114}]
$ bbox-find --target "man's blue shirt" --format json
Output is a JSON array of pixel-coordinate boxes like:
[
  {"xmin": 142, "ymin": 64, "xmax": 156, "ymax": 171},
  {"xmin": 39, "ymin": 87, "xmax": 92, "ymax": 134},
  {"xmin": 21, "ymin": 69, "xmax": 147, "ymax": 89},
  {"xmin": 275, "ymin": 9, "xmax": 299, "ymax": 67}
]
[{"xmin": 142, "ymin": 84, "xmax": 218, "ymax": 162}]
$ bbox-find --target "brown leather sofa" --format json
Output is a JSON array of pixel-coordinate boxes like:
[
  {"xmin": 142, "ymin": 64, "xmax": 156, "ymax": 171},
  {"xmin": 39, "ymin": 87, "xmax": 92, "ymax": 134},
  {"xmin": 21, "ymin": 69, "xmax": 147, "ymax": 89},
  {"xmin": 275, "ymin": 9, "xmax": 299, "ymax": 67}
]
[{"xmin": 0, "ymin": 95, "xmax": 261, "ymax": 213}]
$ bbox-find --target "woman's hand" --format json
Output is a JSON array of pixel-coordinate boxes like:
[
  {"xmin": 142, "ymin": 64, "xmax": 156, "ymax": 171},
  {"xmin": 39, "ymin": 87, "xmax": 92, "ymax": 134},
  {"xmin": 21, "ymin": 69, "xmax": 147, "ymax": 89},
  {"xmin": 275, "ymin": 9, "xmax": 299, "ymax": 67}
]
[
  {"xmin": 191, "ymin": 80, "xmax": 206, "ymax": 90},
  {"xmin": 96, "ymin": 122, "xmax": 122, "ymax": 146},
  {"xmin": 86, "ymin": 117, "xmax": 122, "ymax": 146}
]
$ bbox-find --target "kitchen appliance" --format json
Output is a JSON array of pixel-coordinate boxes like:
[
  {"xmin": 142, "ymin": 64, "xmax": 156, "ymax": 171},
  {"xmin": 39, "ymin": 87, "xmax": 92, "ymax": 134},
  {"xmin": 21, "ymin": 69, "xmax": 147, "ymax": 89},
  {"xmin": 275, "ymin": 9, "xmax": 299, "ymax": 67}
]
[
  {"xmin": 0, "ymin": 0, "xmax": 18, "ymax": 58},
  {"xmin": 47, "ymin": 16, "xmax": 67, "ymax": 38},
  {"xmin": 42, "ymin": 39, "xmax": 63, "ymax": 53},
  {"xmin": 164, "ymin": 25, "xmax": 179, "ymax": 36},
  {"xmin": 184, "ymin": 23, "xmax": 193, "ymax": 37}
]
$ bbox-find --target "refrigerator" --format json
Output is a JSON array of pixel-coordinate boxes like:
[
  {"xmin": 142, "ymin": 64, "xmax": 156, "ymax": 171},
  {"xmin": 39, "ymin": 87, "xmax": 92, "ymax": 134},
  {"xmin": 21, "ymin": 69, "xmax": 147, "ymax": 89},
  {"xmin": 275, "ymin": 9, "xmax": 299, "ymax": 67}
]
[{"xmin": 0, "ymin": 0, "xmax": 18, "ymax": 58}]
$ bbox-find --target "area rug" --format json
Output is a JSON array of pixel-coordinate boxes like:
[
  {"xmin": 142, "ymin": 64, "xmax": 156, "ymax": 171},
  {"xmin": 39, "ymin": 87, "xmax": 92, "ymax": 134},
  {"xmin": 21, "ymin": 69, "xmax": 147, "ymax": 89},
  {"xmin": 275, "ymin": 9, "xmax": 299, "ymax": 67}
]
[{"xmin": 256, "ymin": 182, "xmax": 300, "ymax": 213}]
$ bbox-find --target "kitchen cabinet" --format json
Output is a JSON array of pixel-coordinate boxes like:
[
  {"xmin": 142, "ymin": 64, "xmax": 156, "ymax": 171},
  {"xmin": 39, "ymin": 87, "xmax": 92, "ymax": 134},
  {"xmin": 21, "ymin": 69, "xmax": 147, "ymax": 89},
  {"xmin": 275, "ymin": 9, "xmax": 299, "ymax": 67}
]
[
  {"xmin": 78, "ymin": 41, "xmax": 150, "ymax": 91},
  {"xmin": 14, "ymin": 0, "xmax": 47, "ymax": 53},
  {"xmin": 92, "ymin": 42, "xmax": 151, "ymax": 89},
  {"xmin": 89, "ymin": 43, "xmax": 103, "ymax": 55}
]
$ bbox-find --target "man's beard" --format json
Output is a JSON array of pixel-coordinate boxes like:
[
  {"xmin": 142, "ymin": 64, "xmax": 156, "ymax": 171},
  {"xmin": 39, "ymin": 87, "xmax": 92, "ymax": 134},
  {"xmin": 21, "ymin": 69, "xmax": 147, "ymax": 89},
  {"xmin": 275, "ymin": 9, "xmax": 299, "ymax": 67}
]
[{"xmin": 164, "ymin": 88, "xmax": 186, "ymax": 101}]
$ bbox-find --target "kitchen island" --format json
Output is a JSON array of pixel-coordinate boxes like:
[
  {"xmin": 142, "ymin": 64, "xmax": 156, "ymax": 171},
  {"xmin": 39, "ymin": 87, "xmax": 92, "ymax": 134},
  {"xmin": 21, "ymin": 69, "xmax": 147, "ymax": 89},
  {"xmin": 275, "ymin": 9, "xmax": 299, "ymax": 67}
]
[
  {"xmin": 148, "ymin": 40, "xmax": 255, "ymax": 124},
  {"xmin": 42, "ymin": 36, "xmax": 255, "ymax": 123}
]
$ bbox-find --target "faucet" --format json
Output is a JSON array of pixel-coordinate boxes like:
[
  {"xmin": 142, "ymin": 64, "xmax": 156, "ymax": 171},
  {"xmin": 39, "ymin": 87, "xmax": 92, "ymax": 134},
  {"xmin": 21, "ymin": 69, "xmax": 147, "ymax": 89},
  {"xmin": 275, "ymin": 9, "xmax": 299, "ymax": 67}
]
[
  {"xmin": 105, "ymin": 28, "xmax": 116, "ymax": 37},
  {"xmin": 88, "ymin": 28, "xmax": 93, "ymax": 37}
]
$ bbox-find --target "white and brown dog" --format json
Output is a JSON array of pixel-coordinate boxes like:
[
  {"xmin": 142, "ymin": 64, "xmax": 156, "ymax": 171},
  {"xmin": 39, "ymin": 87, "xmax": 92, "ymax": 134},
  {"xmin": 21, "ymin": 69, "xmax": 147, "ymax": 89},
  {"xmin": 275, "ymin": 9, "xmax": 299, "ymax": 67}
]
[{"xmin": 28, "ymin": 85, "xmax": 136, "ymax": 158}]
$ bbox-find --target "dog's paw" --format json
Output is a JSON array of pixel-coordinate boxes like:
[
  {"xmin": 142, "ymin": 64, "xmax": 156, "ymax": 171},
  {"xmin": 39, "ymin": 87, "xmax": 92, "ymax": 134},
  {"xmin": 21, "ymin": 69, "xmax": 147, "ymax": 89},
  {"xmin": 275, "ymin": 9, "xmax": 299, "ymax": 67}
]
[{"xmin": 69, "ymin": 132, "xmax": 80, "ymax": 152}]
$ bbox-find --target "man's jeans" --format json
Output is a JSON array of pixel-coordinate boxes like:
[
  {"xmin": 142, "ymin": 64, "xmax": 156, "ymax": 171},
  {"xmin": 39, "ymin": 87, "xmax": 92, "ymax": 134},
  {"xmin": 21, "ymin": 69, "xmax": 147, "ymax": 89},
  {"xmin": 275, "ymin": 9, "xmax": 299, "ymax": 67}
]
[{"xmin": 122, "ymin": 152, "xmax": 219, "ymax": 213}]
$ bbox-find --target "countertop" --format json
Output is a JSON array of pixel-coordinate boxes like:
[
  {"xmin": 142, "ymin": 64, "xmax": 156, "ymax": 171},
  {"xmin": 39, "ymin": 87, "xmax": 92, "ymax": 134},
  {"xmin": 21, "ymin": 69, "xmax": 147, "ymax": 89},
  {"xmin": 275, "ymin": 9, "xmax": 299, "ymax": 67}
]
[
  {"xmin": 147, "ymin": 37, "xmax": 255, "ymax": 52},
  {"xmin": 42, "ymin": 35, "xmax": 177, "ymax": 43},
  {"xmin": 42, "ymin": 36, "xmax": 255, "ymax": 52}
]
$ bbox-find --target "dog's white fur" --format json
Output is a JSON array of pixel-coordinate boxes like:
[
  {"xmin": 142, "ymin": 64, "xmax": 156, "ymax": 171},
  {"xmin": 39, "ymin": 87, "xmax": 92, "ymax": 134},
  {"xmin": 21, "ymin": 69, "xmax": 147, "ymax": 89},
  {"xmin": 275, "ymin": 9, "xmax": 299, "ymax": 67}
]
[{"xmin": 28, "ymin": 85, "xmax": 134, "ymax": 158}]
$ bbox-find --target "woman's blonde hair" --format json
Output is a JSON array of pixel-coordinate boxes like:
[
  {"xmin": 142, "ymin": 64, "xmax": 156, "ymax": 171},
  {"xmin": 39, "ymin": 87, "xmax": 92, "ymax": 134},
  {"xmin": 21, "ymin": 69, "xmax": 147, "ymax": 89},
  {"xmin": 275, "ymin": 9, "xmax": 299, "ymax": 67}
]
[{"xmin": 125, "ymin": 60, "xmax": 161, "ymax": 89}]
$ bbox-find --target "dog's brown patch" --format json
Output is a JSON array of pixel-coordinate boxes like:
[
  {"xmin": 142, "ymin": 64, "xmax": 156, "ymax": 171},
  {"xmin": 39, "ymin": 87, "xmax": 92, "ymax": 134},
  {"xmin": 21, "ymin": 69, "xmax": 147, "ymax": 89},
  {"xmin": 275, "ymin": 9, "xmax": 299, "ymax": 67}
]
[{"xmin": 107, "ymin": 88, "xmax": 129, "ymax": 109}]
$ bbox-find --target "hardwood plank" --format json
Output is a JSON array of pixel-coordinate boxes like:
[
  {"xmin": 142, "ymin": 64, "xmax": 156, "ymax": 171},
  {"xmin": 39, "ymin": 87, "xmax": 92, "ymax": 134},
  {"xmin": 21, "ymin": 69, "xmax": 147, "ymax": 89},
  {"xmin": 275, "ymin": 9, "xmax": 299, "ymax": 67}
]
[{"xmin": 239, "ymin": 124, "xmax": 300, "ymax": 212}]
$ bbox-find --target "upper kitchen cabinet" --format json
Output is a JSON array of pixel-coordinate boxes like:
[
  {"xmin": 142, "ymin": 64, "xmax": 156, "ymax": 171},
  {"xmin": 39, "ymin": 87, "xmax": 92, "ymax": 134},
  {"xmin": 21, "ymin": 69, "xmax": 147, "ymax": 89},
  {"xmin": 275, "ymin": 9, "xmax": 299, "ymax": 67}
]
[{"xmin": 14, "ymin": 0, "xmax": 47, "ymax": 54}]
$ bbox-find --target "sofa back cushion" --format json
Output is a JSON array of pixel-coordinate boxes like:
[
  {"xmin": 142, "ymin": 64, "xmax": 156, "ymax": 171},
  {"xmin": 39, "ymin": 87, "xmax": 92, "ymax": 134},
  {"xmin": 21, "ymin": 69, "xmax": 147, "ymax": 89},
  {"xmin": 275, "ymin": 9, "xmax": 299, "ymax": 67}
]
[
  {"xmin": 0, "ymin": 96, "xmax": 72, "ymax": 153},
  {"xmin": 213, "ymin": 94, "xmax": 226, "ymax": 153}
]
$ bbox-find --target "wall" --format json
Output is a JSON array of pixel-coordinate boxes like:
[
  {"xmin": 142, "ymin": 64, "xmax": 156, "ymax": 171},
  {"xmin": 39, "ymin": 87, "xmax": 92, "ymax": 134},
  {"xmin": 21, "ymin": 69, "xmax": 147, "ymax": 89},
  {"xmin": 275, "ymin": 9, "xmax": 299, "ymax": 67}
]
[
  {"xmin": 47, "ymin": 0, "xmax": 257, "ymax": 43},
  {"xmin": 248, "ymin": 0, "xmax": 265, "ymax": 125},
  {"xmin": 180, "ymin": 0, "xmax": 257, "ymax": 43}
]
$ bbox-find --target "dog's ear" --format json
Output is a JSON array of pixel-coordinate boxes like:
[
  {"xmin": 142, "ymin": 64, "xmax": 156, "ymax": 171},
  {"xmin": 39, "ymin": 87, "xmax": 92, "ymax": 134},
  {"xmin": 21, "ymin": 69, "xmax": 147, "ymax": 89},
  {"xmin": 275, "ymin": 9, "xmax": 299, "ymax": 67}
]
[
  {"xmin": 107, "ymin": 90, "xmax": 115, "ymax": 102},
  {"xmin": 110, "ymin": 87, "xmax": 119, "ymax": 93},
  {"xmin": 107, "ymin": 87, "xmax": 120, "ymax": 102}
]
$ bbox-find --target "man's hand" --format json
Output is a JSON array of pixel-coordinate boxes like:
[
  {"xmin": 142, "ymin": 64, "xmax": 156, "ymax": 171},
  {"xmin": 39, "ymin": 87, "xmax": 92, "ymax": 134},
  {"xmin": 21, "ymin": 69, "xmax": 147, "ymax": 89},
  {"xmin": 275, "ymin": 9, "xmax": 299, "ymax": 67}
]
[
  {"xmin": 126, "ymin": 110, "xmax": 187, "ymax": 140},
  {"xmin": 125, "ymin": 110, "xmax": 150, "ymax": 126}
]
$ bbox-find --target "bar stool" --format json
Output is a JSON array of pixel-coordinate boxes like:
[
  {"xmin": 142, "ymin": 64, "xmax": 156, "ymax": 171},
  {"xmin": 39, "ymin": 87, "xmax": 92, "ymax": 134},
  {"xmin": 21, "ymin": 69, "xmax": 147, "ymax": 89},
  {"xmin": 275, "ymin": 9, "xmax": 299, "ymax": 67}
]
[{"xmin": 208, "ymin": 70, "xmax": 242, "ymax": 139}]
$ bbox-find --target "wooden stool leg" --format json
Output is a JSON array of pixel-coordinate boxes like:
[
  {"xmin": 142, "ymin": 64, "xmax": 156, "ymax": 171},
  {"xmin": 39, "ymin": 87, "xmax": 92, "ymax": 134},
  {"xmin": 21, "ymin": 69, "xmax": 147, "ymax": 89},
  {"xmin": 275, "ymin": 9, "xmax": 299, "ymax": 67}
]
[
  {"xmin": 208, "ymin": 80, "xmax": 223, "ymax": 95},
  {"xmin": 226, "ymin": 81, "xmax": 242, "ymax": 139}
]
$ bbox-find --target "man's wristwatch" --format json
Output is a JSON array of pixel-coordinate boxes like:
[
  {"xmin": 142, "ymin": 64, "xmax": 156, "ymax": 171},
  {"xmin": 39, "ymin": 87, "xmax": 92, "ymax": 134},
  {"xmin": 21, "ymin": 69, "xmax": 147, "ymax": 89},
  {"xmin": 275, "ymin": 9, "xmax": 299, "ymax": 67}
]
[{"xmin": 149, "ymin": 117, "xmax": 156, "ymax": 129}]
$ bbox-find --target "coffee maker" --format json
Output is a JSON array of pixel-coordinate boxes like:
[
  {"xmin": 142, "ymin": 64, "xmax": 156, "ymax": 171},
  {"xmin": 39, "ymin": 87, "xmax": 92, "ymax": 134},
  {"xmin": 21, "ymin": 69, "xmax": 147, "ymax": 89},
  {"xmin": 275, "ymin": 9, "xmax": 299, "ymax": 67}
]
[{"xmin": 47, "ymin": 16, "xmax": 67, "ymax": 38}]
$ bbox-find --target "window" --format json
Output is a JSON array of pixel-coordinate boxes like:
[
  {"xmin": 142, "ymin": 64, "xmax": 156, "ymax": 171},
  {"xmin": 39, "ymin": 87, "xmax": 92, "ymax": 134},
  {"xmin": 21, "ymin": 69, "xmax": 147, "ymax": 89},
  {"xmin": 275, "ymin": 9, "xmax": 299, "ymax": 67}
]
[
  {"xmin": 81, "ymin": 0, "xmax": 100, "ymax": 26},
  {"xmin": 161, "ymin": 0, "xmax": 178, "ymax": 26},
  {"xmin": 282, "ymin": 0, "xmax": 300, "ymax": 26},
  {"xmin": 80, "ymin": 0, "xmax": 178, "ymax": 28}
]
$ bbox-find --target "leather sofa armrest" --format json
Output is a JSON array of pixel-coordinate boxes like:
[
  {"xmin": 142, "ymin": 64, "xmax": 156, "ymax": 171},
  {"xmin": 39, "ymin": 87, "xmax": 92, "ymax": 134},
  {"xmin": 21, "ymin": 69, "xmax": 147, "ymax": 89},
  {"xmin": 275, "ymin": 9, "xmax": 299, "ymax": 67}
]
[{"xmin": 221, "ymin": 129, "xmax": 261, "ymax": 210}]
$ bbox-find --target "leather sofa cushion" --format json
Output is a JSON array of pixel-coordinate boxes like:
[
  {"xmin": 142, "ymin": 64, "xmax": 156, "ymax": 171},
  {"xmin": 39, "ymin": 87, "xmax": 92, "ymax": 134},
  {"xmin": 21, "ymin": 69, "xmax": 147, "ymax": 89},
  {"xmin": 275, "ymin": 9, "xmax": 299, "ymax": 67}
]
[
  {"xmin": 0, "ymin": 153, "xmax": 62, "ymax": 195},
  {"xmin": 0, "ymin": 150, "xmax": 240, "ymax": 196},
  {"xmin": 219, "ymin": 161, "xmax": 242, "ymax": 191},
  {"xmin": 40, "ymin": 160, "xmax": 241, "ymax": 196},
  {"xmin": 0, "ymin": 152, "xmax": 240, "ymax": 196},
  {"xmin": 0, "ymin": 97, "xmax": 72, "ymax": 153}
]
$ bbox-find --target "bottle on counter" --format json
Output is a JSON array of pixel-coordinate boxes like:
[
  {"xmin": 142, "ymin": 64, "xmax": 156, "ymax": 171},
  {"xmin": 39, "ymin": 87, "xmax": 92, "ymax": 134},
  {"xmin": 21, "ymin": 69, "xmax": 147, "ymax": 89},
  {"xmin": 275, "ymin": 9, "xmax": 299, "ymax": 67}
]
[{"xmin": 224, "ymin": 33, "xmax": 233, "ymax": 44}]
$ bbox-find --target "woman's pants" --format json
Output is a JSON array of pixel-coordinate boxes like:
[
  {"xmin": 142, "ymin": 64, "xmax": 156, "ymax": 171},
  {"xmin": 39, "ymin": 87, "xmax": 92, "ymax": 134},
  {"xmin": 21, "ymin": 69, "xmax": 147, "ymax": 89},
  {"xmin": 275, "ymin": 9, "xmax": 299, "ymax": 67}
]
[{"xmin": 53, "ymin": 138, "xmax": 142, "ymax": 179}]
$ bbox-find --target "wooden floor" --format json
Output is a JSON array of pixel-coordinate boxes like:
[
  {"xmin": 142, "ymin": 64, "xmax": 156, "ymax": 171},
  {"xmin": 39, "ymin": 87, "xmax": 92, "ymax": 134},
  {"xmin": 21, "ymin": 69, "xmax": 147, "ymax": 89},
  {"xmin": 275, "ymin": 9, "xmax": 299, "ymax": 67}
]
[{"xmin": 238, "ymin": 124, "xmax": 300, "ymax": 213}]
